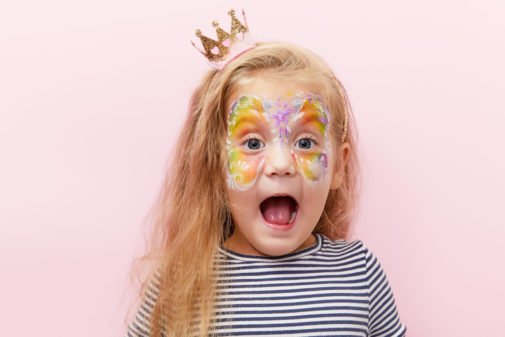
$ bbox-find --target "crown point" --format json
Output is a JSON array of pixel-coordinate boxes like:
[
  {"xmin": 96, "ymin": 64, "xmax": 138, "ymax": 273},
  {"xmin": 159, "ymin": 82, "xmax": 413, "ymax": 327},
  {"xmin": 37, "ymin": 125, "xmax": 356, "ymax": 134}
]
[
  {"xmin": 228, "ymin": 9, "xmax": 235, "ymax": 16},
  {"xmin": 212, "ymin": 20, "xmax": 219, "ymax": 27}
]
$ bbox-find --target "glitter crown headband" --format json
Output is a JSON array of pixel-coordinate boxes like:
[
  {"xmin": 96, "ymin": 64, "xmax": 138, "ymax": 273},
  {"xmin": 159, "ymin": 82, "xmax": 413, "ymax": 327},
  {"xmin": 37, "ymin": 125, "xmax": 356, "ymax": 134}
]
[{"xmin": 191, "ymin": 9, "xmax": 256, "ymax": 70}]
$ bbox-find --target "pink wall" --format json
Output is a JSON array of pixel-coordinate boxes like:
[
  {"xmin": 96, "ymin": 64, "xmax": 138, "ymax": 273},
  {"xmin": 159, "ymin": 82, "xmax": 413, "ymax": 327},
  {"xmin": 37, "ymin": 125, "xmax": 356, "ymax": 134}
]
[{"xmin": 1, "ymin": 0, "xmax": 504, "ymax": 336}]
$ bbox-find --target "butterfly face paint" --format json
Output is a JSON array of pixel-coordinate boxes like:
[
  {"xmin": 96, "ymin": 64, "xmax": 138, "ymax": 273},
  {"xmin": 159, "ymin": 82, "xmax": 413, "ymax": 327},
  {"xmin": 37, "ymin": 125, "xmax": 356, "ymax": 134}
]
[
  {"xmin": 226, "ymin": 148, "xmax": 265, "ymax": 191},
  {"xmin": 293, "ymin": 94, "xmax": 330, "ymax": 137},
  {"xmin": 226, "ymin": 95, "xmax": 268, "ymax": 190},
  {"xmin": 290, "ymin": 94, "xmax": 331, "ymax": 183},
  {"xmin": 226, "ymin": 92, "xmax": 331, "ymax": 190},
  {"xmin": 270, "ymin": 97, "xmax": 298, "ymax": 145},
  {"xmin": 291, "ymin": 151, "xmax": 329, "ymax": 183}
]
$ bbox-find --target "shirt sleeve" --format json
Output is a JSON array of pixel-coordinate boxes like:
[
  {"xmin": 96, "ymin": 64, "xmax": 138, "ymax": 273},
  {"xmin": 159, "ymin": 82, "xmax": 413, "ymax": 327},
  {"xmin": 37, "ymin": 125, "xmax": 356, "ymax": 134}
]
[
  {"xmin": 365, "ymin": 247, "xmax": 407, "ymax": 337},
  {"xmin": 126, "ymin": 273, "xmax": 161, "ymax": 337}
]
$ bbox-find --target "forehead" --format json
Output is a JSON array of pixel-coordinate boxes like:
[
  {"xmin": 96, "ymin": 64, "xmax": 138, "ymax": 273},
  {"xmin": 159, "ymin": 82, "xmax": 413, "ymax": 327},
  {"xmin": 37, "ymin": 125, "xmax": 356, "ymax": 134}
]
[
  {"xmin": 227, "ymin": 76, "xmax": 330, "ymax": 127},
  {"xmin": 226, "ymin": 76, "xmax": 314, "ymax": 114}
]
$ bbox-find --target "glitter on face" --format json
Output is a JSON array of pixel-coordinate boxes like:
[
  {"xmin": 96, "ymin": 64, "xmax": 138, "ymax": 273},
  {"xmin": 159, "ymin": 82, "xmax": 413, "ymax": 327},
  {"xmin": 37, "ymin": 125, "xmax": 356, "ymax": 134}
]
[
  {"xmin": 286, "ymin": 93, "xmax": 331, "ymax": 183},
  {"xmin": 226, "ymin": 92, "xmax": 332, "ymax": 190},
  {"xmin": 226, "ymin": 95, "xmax": 268, "ymax": 190},
  {"xmin": 227, "ymin": 149, "xmax": 265, "ymax": 190},
  {"xmin": 227, "ymin": 95, "xmax": 269, "ymax": 138},
  {"xmin": 292, "ymin": 151, "xmax": 329, "ymax": 183},
  {"xmin": 295, "ymin": 94, "xmax": 330, "ymax": 137},
  {"xmin": 270, "ymin": 97, "xmax": 302, "ymax": 146}
]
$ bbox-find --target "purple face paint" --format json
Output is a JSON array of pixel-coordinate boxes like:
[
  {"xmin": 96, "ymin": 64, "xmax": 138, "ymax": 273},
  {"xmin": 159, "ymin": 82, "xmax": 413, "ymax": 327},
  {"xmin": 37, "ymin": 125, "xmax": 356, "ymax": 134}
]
[{"xmin": 227, "ymin": 92, "xmax": 332, "ymax": 186}]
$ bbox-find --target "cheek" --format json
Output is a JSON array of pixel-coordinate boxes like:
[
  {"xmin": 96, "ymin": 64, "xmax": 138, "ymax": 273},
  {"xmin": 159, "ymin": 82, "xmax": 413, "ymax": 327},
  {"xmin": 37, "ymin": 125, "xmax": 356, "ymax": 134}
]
[
  {"xmin": 227, "ymin": 149, "xmax": 265, "ymax": 190},
  {"xmin": 292, "ymin": 151, "xmax": 329, "ymax": 182}
]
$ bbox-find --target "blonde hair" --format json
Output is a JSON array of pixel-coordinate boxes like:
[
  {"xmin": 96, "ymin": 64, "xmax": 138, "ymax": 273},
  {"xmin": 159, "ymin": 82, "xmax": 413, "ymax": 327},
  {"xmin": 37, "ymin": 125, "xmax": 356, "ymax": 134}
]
[{"xmin": 128, "ymin": 41, "xmax": 360, "ymax": 336}]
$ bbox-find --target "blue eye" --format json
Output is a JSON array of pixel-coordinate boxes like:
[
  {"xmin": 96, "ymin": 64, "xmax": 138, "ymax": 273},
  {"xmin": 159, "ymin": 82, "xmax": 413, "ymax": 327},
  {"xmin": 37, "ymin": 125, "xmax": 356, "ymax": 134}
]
[
  {"xmin": 246, "ymin": 138, "xmax": 264, "ymax": 150},
  {"xmin": 296, "ymin": 138, "xmax": 315, "ymax": 149}
]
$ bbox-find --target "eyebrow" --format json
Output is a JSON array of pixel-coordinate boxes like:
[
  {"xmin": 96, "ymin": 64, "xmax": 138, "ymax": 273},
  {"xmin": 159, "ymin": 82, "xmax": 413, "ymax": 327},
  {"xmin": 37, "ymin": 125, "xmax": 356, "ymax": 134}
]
[
  {"xmin": 292, "ymin": 111, "xmax": 326, "ymax": 126},
  {"xmin": 229, "ymin": 115, "xmax": 269, "ymax": 137},
  {"xmin": 288, "ymin": 109, "xmax": 329, "ymax": 137}
]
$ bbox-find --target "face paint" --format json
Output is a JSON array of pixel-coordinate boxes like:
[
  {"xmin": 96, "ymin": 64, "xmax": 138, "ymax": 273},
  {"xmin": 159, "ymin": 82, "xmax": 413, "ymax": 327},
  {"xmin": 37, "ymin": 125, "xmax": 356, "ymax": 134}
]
[
  {"xmin": 226, "ymin": 92, "xmax": 332, "ymax": 190},
  {"xmin": 289, "ymin": 94, "xmax": 331, "ymax": 184},
  {"xmin": 226, "ymin": 95, "xmax": 268, "ymax": 191},
  {"xmin": 292, "ymin": 94, "xmax": 330, "ymax": 138},
  {"xmin": 227, "ymin": 148, "xmax": 265, "ymax": 191},
  {"xmin": 270, "ymin": 98, "xmax": 298, "ymax": 146},
  {"xmin": 292, "ymin": 151, "xmax": 329, "ymax": 184},
  {"xmin": 228, "ymin": 95, "xmax": 269, "ymax": 138}
]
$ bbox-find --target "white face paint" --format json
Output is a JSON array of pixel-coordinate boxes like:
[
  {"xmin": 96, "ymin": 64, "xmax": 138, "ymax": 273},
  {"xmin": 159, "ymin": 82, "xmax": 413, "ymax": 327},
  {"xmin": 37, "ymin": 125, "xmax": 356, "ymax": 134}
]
[{"xmin": 226, "ymin": 92, "xmax": 331, "ymax": 191}]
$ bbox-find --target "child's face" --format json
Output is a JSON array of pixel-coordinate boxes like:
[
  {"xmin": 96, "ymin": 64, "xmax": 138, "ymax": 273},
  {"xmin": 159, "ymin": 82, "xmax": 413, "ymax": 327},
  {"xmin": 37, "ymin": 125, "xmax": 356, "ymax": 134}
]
[{"xmin": 224, "ymin": 76, "xmax": 349, "ymax": 256}]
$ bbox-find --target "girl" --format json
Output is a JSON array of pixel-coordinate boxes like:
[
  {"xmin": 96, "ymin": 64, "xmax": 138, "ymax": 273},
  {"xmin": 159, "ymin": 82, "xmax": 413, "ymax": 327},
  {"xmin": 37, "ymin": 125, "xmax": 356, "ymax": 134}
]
[{"xmin": 126, "ymin": 16, "xmax": 406, "ymax": 336}]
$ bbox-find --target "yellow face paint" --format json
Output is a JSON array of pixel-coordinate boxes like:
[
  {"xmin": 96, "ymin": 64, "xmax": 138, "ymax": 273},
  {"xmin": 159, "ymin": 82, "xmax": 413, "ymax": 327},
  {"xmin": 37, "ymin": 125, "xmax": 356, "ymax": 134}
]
[
  {"xmin": 228, "ymin": 95, "xmax": 269, "ymax": 139},
  {"xmin": 226, "ymin": 93, "xmax": 332, "ymax": 190},
  {"xmin": 290, "ymin": 94, "xmax": 329, "ymax": 138},
  {"xmin": 292, "ymin": 151, "xmax": 329, "ymax": 183},
  {"xmin": 289, "ymin": 94, "xmax": 330, "ymax": 183},
  {"xmin": 227, "ymin": 148, "xmax": 265, "ymax": 191},
  {"xmin": 226, "ymin": 95, "xmax": 268, "ymax": 190}
]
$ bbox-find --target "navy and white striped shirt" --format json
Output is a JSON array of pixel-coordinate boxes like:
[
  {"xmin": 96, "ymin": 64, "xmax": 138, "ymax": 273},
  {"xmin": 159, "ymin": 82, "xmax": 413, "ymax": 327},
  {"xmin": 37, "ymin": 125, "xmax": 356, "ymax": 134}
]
[{"xmin": 127, "ymin": 234, "xmax": 406, "ymax": 336}]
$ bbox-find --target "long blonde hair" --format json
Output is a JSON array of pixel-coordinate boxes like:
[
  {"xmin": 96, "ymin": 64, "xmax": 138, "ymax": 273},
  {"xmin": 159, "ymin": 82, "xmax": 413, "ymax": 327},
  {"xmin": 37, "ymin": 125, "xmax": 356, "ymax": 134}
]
[{"xmin": 128, "ymin": 41, "xmax": 360, "ymax": 336}]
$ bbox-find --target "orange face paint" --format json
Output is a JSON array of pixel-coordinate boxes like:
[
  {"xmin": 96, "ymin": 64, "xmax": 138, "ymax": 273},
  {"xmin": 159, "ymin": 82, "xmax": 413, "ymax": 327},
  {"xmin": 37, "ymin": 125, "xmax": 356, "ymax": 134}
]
[
  {"xmin": 226, "ymin": 95, "xmax": 269, "ymax": 190},
  {"xmin": 226, "ymin": 93, "xmax": 332, "ymax": 190}
]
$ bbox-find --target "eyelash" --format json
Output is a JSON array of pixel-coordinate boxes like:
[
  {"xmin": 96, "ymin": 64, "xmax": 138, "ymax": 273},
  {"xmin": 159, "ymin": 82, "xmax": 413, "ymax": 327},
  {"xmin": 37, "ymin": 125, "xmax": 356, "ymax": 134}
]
[
  {"xmin": 241, "ymin": 135, "xmax": 318, "ymax": 151},
  {"xmin": 295, "ymin": 136, "xmax": 318, "ymax": 150},
  {"xmin": 244, "ymin": 136, "xmax": 265, "ymax": 150}
]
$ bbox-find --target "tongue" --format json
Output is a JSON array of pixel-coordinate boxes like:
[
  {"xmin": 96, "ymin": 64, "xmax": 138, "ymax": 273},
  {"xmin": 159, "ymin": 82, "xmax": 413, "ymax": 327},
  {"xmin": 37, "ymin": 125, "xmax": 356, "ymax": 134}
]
[{"xmin": 261, "ymin": 196, "xmax": 295, "ymax": 225}]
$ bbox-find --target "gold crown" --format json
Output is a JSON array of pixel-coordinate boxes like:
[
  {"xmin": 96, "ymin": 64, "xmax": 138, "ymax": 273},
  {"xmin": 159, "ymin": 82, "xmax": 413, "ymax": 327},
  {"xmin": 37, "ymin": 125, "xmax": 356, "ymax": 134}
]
[{"xmin": 191, "ymin": 9, "xmax": 251, "ymax": 64}]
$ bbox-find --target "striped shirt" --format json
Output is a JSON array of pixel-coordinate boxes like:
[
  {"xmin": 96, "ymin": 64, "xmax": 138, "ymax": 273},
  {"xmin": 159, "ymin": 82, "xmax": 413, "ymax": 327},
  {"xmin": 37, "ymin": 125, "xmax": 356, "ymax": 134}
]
[{"xmin": 127, "ymin": 234, "xmax": 406, "ymax": 336}]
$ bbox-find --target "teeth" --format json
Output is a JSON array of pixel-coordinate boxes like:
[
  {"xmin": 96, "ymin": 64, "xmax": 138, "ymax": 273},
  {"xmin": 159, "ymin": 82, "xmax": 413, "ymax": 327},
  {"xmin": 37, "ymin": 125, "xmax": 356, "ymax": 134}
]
[{"xmin": 288, "ymin": 210, "xmax": 297, "ymax": 224}]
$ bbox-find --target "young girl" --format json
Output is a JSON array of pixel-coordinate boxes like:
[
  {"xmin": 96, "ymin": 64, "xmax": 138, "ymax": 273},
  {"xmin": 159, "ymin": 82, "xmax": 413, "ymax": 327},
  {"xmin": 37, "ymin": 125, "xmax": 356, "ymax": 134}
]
[{"xmin": 126, "ymin": 11, "xmax": 406, "ymax": 337}]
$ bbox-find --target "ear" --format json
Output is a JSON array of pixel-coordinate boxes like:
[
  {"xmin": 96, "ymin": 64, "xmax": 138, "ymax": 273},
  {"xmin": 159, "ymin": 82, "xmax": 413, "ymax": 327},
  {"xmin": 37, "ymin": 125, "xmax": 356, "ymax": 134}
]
[{"xmin": 330, "ymin": 142, "xmax": 351, "ymax": 190}]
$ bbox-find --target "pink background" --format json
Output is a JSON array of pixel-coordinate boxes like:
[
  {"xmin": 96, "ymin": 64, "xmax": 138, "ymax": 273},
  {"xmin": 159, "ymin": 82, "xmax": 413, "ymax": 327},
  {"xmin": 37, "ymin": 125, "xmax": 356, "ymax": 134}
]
[{"xmin": 1, "ymin": 0, "xmax": 504, "ymax": 336}]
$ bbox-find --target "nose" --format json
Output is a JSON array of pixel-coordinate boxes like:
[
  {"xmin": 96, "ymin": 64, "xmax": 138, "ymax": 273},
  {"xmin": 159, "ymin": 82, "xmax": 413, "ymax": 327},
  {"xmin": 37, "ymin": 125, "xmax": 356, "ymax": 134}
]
[{"xmin": 263, "ymin": 142, "xmax": 296, "ymax": 177}]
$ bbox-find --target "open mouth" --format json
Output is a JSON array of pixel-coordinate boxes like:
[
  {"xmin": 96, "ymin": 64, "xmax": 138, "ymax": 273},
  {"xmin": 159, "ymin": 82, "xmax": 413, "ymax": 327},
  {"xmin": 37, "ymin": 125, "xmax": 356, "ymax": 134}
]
[{"xmin": 260, "ymin": 195, "xmax": 298, "ymax": 226}]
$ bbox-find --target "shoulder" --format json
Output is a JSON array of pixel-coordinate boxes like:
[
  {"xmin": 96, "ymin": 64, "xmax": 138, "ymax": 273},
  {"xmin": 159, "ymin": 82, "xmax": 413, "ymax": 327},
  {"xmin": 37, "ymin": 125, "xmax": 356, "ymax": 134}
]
[
  {"xmin": 318, "ymin": 235, "xmax": 383, "ymax": 260},
  {"xmin": 317, "ymin": 234, "xmax": 370, "ymax": 260},
  {"xmin": 317, "ymin": 235, "xmax": 392, "ymax": 283},
  {"xmin": 313, "ymin": 235, "xmax": 377, "ymax": 277}
]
